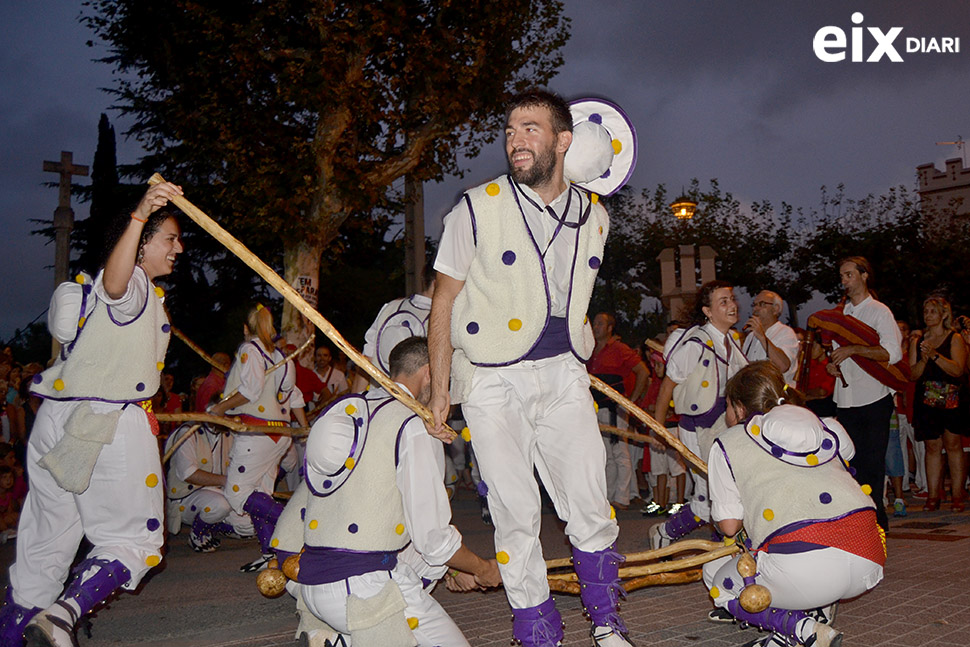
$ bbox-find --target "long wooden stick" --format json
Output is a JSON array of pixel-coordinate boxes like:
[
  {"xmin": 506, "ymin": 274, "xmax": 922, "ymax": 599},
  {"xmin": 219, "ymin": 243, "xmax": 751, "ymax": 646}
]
[
  {"xmin": 157, "ymin": 412, "xmax": 310, "ymax": 437},
  {"xmin": 149, "ymin": 173, "xmax": 456, "ymax": 441},
  {"xmin": 171, "ymin": 326, "xmax": 223, "ymax": 371},
  {"xmin": 547, "ymin": 569, "xmax": 702, "ymax": 595},
  {"xmin": 547, "ymin": 544, "xmax": 739, "ymax": 581},
  {"xmin": 545, "ymin": 539, "xmax": 727, "ymax": 570},
  {"xmin": 589, "ymin": 375, "xmax": 707, "ymax": 474}
]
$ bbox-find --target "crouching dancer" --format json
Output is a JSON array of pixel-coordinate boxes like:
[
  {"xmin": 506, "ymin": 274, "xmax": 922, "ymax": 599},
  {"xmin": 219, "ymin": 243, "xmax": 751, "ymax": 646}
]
[
  {"xmin": 703, "ymin": 362, "xmax": 885, "ymax": 647},
  {"xmin": 288, "ymin": 337, "xmax": 501, "ymax": 646},
  {"xmin": 0, "ymin": 183, "xmax": 183, "ymax": 647}
]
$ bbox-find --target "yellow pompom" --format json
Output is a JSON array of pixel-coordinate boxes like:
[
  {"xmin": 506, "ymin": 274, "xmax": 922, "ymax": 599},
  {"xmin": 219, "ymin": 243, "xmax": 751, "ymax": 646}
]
[
  {"xmin": 591, "ymin": 193, "xmax": 599, "ymax": 204},
  {"xmin": 485, "ymin": 183, "xmax": 501, "ymax": 196},
  {"xmin": 154, "ymin": 286, "xmax": 165, "ymax": 298},
  {"xmin": 609, "ymin": 505, "xmax": 616, "ymax": 519},
  {"xmin": 258, "ymin": 405, "xmax": 265, "ymax": 412},
  {"xmin": 593, "ymin": 401, "xmax": 599, "ymax": 413},
  {"xmin": 395, "ymin": 524, "xmax": 405, "ymax": 535},
  {"xmin": 611, "ymin": 139, "xmax": 622, "ymax": 154},
  {"xmin": 710, "ymin": 586, "xmax": 720, "ymax": 599},
  {"xmin": 146, "ymin": 555, "xmax": 161, "ymax": 567},
  {"xmin": 171, "ymin": 487, "xmax": 177, "ymax": 494},
  {"xmin": 345, "ymin": 457, "xmax": 355, "ymax": 470},
  {"xmin": 750, "ymin": 425, "xmax": 761, "ymax": 436},
  {"xmin": 701, "ymin": 380, "xmax": 710, "ymax": 388},
  {"xmin": 407, "ymin": 617, "xmax": 419, "ymax": 630},
  {"xmin": 763, "ymin": 508, "xmax": 775, "ymax": 521},
  {"xmin": 77, "ymin": 317, "xmax": 86, "ymax": 329},
  {"xmin": 179, "ymin": 506, "xmax": 185, "ymax": 512},
  {"xmin": 232, "ymin": 485, "xmax": 240, "ymax": 492},
  {"xmin": 345, "ymin": 404, "xmax": 357, "ymax": 416},
  {"xmin": 53, "ymin": 379, "xmax": 65, "ymax": 391},
  {"xmin": 145, "ymin": 473, "xmax": 159, "ymax": 488},
  {"xmin": 309, "ymin": 520, "xmax": 318, "ymax": 530},
  {"xmin": 204, "ymin": 507, "xmax": 211, "ymax": 513},
  {"xmin": 496, "ymin": 551, "xmax": 510, "ymax": 564},
  {"xmin": 271, "ymin": 538, "xmax": 279, "ymax": 548},
  {"xmin": 201, "ymin": 458, "xmax": 208, "ymax": 464},
  {"xmin": 508, "ymin": 318, "xmax": 522, "ymax": 331},
  {"xmin": 861, "ymin": 484, "xmax": 872, "ymax": 495},
  {"xmin": 723, "ymin": 536, "xmax": 736, "ymax": 546},
  {"xmin": 75, "ymin": 273, "xmax": 86, "ymax": 284},
  {"xmin": 705, "ymin": 339, "xmax": 714, "ymax": 347},
  {"xmin": 461, "ymin": 427, "xmax": 471, "ymax": 442},
  {"xmin": 806, "ymin": 454, "xmax": 819, "ymax": 466}
]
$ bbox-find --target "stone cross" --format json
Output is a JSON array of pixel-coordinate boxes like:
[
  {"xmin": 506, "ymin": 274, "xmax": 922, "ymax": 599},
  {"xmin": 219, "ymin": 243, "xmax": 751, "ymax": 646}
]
[{"xmin": 43, "ymin": 151, "xmax": 88, "ymax": 287}]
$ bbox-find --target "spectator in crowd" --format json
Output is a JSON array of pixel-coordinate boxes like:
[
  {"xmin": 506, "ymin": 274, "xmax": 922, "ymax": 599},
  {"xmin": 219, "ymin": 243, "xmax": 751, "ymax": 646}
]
[
  {"xmin": 909, "ymin": 296, "xmax": 967, "ymax": 512},
  {"xmin": 195, "ymin": 352, "xmax": 231, "ymax": 413},
  {"xmin": 639, "ymin": 339, "xmax": 686, "ymax": 517},
  {"xmin": 742, "ymin": 290, "xmax": 799, "ymax": 385}
]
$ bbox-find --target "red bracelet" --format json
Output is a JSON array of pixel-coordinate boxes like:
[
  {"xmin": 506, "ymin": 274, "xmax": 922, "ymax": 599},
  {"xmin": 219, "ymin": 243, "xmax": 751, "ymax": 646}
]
[{"xmin": 131, "ymin": 212, "xmax": 147, "ymax": 223}]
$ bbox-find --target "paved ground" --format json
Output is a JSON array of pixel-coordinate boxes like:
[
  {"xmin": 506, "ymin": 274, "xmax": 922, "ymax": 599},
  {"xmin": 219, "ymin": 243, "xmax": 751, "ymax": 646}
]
[{"xmin": 2, "ymin": 488, "xmax": 968, "ymax": 646}]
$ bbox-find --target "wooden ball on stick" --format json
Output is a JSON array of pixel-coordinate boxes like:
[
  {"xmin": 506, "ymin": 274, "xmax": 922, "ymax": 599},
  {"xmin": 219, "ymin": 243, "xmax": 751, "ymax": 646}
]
[
  {"xmin": 282, "ymin": 553, "xmax": 301, "ymax": 581},
  {"xmin": 256, "ymin": 568, "xmax": 287, "ymax": 598},
  {"xmin": 735, "ymin": 551, "xmax": 771, "ymax": 612}
]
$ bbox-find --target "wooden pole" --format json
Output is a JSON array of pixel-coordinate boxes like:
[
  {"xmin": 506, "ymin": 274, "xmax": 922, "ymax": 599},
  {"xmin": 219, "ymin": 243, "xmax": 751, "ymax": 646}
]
[
  {"xmin": 171, "ymin": 326, "xmax": 223, "ymax": 371},
  {"xmin": 589, "ymin": 374, "xmax": 706, "ymax": 474},
  {"xmin": 148, "ymin": 174, "xmax": 456, "ymax": 441}
]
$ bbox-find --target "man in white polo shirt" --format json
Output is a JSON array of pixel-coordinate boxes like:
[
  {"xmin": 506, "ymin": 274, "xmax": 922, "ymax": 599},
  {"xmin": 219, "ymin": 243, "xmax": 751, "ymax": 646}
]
[{"xmin": 742, "ymin": 290, "xmax": 799, "ymax": 386}]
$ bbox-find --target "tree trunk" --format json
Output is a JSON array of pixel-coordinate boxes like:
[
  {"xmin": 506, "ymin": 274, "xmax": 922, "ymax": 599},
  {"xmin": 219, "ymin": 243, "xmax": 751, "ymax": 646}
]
[{"xmin": 282, "ymin": 239, "xmax": 321, "ymax": 367}]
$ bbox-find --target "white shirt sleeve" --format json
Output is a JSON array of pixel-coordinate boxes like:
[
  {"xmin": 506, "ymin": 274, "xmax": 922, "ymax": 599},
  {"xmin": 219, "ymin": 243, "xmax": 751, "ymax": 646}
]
[
  {"xmin": 237, "ymin": 342, "xmax": 266, "ymax": 403},
  {"xmin": 708, "ymin": 438, "xmax": 745, "ymax": 523},
  {"xmin": 330, "ymin": 369, "xmax": 349, "ymax": 395},
  {"xmin": 665, "ymin": 329, "xmax": 702, "ymax": 384},
  {"xmin": 433, "ymin": 198, "xmax": 476, "ymax": 281},
  {"xmin": 170, "ymin": 426, "xmax": 201, "ymax": 482},
  {"xmin": 873, "ymin": 305, "xmax": 904, "ymax": 365},
  {"xmin": 396, "ymin": 417, "xmax": 462, "ymax": 567},
  {"xmin": 93, "ymin": 266, "xmax": 150, "ymax": 323}
]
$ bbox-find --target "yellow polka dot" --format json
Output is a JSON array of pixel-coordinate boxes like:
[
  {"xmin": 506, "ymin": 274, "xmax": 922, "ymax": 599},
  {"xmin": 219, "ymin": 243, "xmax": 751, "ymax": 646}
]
[
  {"xmin": 154, "ymin": 286, "xmax": 165, "ymax": 298},
  {"xmin": 861, "ymin": 484, "xmax": 872, "ymax": 495},
  {"xmin": 201, "ymin": 458, "xmax": 208, "ymax": 464},
  {"xmin": 701, "ymin": 380, "xmax": 710, "ymax": 388},
  {"xmin": 694, "ymin": 516, "xmax": 702, "ymax": 523},
  {"xmin": 179, "ymin": 506, "xmax": 185, "ymax": 512},
  {"xmin": 750, "ymin": 425, "xmax": 760, "ymax": 436},
  {"xmin": 593, "ymin": 401, "xmax": 599, "ymax": 413},
  {"xmin": 309, "ymin": 520, "xmax": 318, "ymax": 530},
  {"xmin": 496, "ymin": 551, "xmax": 510, "ymax": 564},
  {"xmin": 145, "ymin": 473, "xmax": 159, "ymax": 488},
  {"xmin": 171, "ymin": 487, "xmax": 177, "ymax": 494},
  {"xmin": 508, "ymin": 319, "xmax": 522, "ymax": 331},
  {"xmin": 461, "ymin": 427, "xmax": 471, "ymax": 442},
  {"xmin": 344, "ymin": 457, "xmax": 356, "ymax": 470},
  {"xmin": 258, "ymin": 405, "xmax": 265, "ymax": 412},
  {"xmin": 611, "ymin": 138, "xmax": 622, "ymax": 154},
  {"xmin": 241, "ymin": 353, "xmax": 248, "ymax": 363},
  {"xmin": 449, "ymin": 474, "xmax": 457, "ymax": 483},
  {"xmin": 78, "ymin": 317, "xmax": 86, "ymax": 329},
  {"xmin": 763, "ymin": 508, "xmax": 774, "ymax": 521},
  {"xmin": 591, "ymin": 193, "xmax": 599, "ymax": 204},
  {"xmin": 599, "ymin": 226, "xmax": 603, "ymax": 234},
  {"xmin": 345, "ymin": 404, "xmax": 357, "ymax": 416},
  {"xmin": 485, "ymin": 183, "xmax": 501, "ymax": 196},
  {"xmin": 723, "ymin": 536, "xmax": 736, "ymax": 546},
  {"xmin": 710, "ymin": 586, "xmax": 720, "ymax": 599},
  {"xmin": 610, "ymin": 505, "xmax": 616, "ymax": 519},
  {"xmin": 146, "ymin": 555, "xmax": 161, "ymax": 567},
  {"xmin": 271, "ymin": 538, "xmax": 279, "ymax": 547},
  {"xmin": 806, "ymin": 454, "xmax": 819, "ymax": 466},
  {"xmin": 156, "ymin": 361, "xmax": 164, "ymax": 371},
  {"xmin": 732, "ymin": 330, "xmax": 740, "ymax": 340},
  {"xmin": 53, "ymin": 379, "xmax": 65, "ymax": 391},
  {"xmin": 232, "ymin": 485, "xmax": 240, "ymax": 492},
  {"xmin": 407, "ymin": 617, "xmax": 419, "ymax": 630},
  {"xmin": 395, "ymin": 524, "xmax": 405, "ymax": 535},
  {"xmin": 75, "ymin": 273, "xmax": 86, "ymax": 284},
  {"xmin": 705, "ymin": 339, "xmax": 714, "ymax": 347},
  {"xmin": 669, "ymin": 399, "xmax": 675, "ymax": 408}
]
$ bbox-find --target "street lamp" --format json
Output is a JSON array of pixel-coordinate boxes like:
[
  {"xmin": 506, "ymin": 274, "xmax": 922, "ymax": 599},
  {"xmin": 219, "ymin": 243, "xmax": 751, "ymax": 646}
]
[{"xmin": 670, "ymin": 194, "xmax": 697, "ymax": 220}]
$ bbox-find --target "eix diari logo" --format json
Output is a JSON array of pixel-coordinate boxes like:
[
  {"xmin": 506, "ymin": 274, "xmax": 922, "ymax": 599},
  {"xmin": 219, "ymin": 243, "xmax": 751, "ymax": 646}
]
[{"xmin": 814, "ymin": 12, "xmax": 961, "ymax": 62}]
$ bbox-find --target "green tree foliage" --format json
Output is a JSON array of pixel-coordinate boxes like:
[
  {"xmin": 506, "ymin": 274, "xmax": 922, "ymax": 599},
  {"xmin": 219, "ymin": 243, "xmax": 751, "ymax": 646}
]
[{"xmin": 81, "ymin": 0, "xmax": 570, "ymax": 337}]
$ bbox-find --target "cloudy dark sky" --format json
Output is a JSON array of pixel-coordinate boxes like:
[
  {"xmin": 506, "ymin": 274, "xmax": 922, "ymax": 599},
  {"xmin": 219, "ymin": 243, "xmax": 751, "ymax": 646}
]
[{"xmin": 2, "ymin": 1, "xmax": 969, "ymax": 341}]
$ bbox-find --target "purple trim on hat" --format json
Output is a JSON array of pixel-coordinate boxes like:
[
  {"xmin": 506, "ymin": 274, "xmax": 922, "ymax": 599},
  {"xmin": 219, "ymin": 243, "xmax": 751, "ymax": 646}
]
[
  {"xmin": 376, "ymin": 311, "xmax": 426, "ymax": 373},
  {"xmin": 570, "ymin": 97, "xmax": 638, "ymax": 197},
  {"xmin": 462, "ymin": 193, "xmax": 478, "ymax": 247}
]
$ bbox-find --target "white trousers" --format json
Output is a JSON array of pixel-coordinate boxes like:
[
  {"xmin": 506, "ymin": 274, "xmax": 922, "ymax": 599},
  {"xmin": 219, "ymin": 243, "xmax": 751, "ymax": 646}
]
[
  {"xmin": 462, "ymin": 354, "xmax": 618, "ymax": 609},
  {"xmin": 10, "ymin": 399, "xmax": 165, "ymax": 608},
  {"xmin": 299, "ymin": 561, "xmax": 468, "ymax": 646},
  {"xmin": 680, "ymin": 428, "xmax": 710, "ymax": 519},
  {"xmin": 598, "ymin": 408, "xmax": 633, "ymax": 506},
  {"xmin": 224, "ymin": 433, "xmax": 293, "ymax": 513},
  {"xmin": 704, "ymin": 548, "xmax": 883, "ymax": 611},
  {"xmin": 167, "ymin": 487, "xmax": 252, "ymax": 535}
]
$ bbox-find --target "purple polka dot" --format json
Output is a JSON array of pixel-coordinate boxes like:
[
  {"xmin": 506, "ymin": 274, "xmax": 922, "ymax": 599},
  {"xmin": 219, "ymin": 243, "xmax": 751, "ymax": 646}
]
[
  {"xmin": 82, "ymin": 283, "xmax": 92, "ymax": 294},
  {"xmin": 477, "ymin": 481, "xmax": 489, "ymax": 497},
  {"xmin": 600, "ymin": 168, "xmax": 611, "ymax": 179},
  {"xmin": 161, "ymin": 323, "xmax": 171, "ymax": 333},
  {"xmin": 147, "ymin": 518, "xmax": 160, "ymax": 532},
  {"xmin": 698, "ymin": 495, "xmax": 705, "ymax": 502},
  {"xmin": 589, "ymin": 256, "xmax": 601, "ymax": 269},
  {"xmin": 355, "ymin": 417, "xmax": 364, "ymax": 427},
  {"xmin": 819, "ymin": 492, "xmax": 832, "ymax": 504},
  {"xmin": 466, "ymin": 322, "xmax": 479, "ymax": 335},
  {"xmin": 323, "ymin": 480, "xmax": 332, "ymax": 489},
  {"xmin": 32, "ymin": 374, "xmax": 42, "ymax": 384},
  {"xmin": 136, "ymin": 382, "xmax": 145, "ymax": 392},
  {"xmin": 300, "ymin": 508, "xmax": 306, "ymax": 520},
  {"xmin": 702, "ymin": 359, "xmax": 710, "ymax": 367},
  {"xmin": 502, "ymin": 250, "xmax": 516, "ymax": 265},
  {"xmin": 589, "ymin": 113, "xmax": 603, "ymax": 124},
  {"xmin": 690, "ymin": 404, "xmax": 698, "ymax": 411},
  {"xmin": 187, "ymin": 484, "xmax": 193, "ymax": 490},
  {"xmin": 402, "ymin": 320, "xmax": 411, "ymax": 328},
  {"xmin": 348, "ymin": 523, "xmax": 358, "ymax": 534},
  {"xmin": 821, "ymin": 439, "xmax": 833, "ymax": 450},
  {"xmin": 281, "ymin": 408, "xmax": 286, "ymax": 414},
  {"xmin": 238, "ymin": 466, "xmax": 246, "ymax": 473},
  {"xmin": 190, "ymin": 505, "xmax": 197, "ymax": 512},
  {"xmin": 722, "ymin": 577, "xmax": 735, "ymax": 590},
  {"xmin": 849, "ymin": 467, "xmax": 857, "ymax": 476},
  {"xmin": 771, "ymin": 446, "xmax": 784, "ymax": 458}
]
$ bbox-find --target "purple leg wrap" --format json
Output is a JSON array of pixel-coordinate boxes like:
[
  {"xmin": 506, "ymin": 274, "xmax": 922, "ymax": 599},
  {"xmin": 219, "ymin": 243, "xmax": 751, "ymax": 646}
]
[
  {"xmin": 727, "ymin": 599, "xmax": 808, "ymax": 643},
  {"xmin": 663, "ymin": 503, "xmax": 706, "ymax": 539},
  {"xmin": 243, "ymin": 491, "xmax": 283, "ymax": 553},
  {"xmin": 211, "ymin": 521, "xmax": 235, "ymax": 535},
  {"xmin": 572, "ymin": 545, "xmax": 627, "ymax": 634},
  {"xmin": 0, "ymin": 588, "xmax": 41, "ymax": 647},
  {"xmin": 63, "ymin": 558, "xmax": 132, "ymax": 618},
  {"xmin": 192, "ymin": 514, "xmax": 217, "ymax": 540},
  {"xmin": 511, "ymin": 597, "xmax": 563, "ymax": 646}
]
